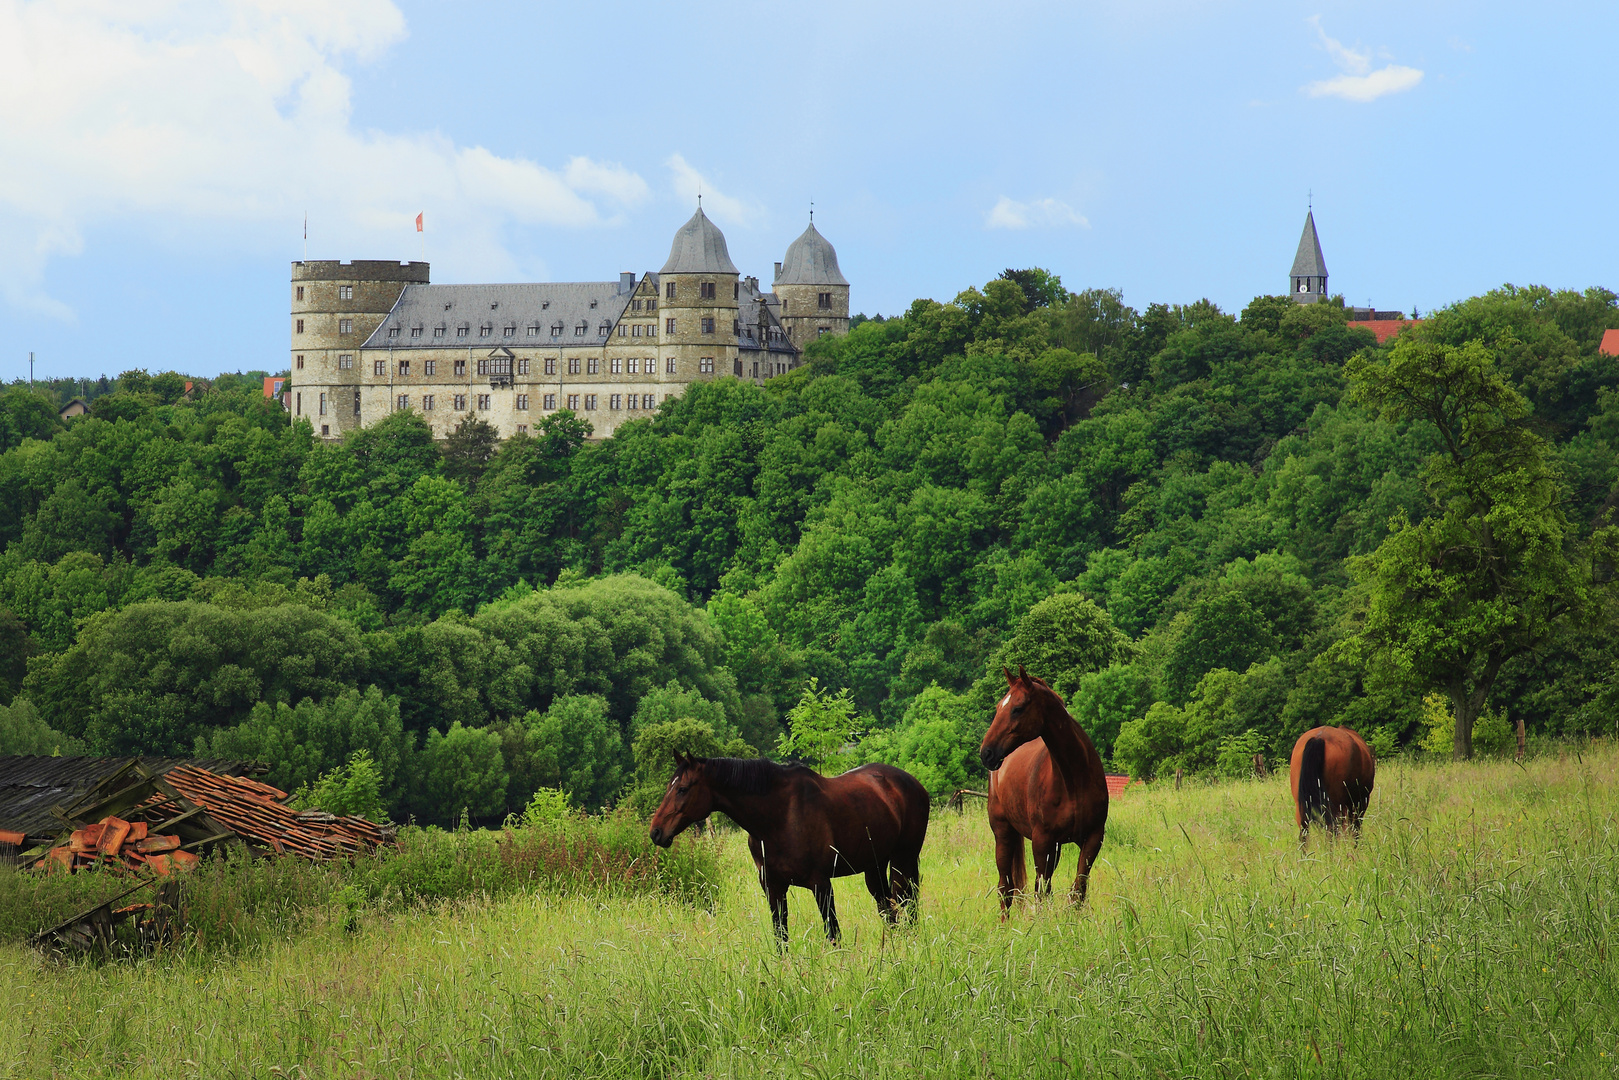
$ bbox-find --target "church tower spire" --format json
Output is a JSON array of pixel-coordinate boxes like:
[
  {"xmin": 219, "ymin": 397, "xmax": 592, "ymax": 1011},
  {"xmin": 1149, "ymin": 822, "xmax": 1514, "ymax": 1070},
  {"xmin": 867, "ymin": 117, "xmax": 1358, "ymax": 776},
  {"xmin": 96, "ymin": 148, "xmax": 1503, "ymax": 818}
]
[{"xmin": 1290, "ymin": 210, "xmax": 1328, "ymax": 304}]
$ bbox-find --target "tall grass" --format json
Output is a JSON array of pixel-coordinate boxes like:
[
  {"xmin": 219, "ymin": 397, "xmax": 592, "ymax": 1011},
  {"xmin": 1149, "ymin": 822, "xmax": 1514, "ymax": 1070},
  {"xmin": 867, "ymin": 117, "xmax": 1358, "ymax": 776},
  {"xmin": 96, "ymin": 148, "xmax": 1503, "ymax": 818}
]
[{"xmin": 2, "ymin": 747, "xmax": 1616, "ymax": 1078}]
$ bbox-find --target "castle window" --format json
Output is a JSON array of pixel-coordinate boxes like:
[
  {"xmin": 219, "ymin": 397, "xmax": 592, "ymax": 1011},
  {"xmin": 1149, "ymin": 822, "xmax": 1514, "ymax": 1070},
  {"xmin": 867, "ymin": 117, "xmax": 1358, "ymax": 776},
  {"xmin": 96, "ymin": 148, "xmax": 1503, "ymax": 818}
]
[
  {"xmin": 544, "ymin": 393, "xmax": 556, "ymax": 410},
  {"xmin": 424, "ymin": 394, "xmax": 435, "ymax": 411},
  {"xmin": 504, "ymin": 325, "xmax": 515, "ymax": 337},
  {"xmin": 584, "ymin": 394, "xmax": 598, "ymax": 410},
  {"xmin": 480, "ymin": 325, "xmax": 492, "ymax": 337},
  {"xmin": 734, "ymin": 282, "xmax": 739, "ymax": 299},
  {"xmin": 818, "ymin": 292, "xmax": 832, "ymax": 310},
  {"xmin": 701, "ymin": 317, "xmax": 715, "ymax": 334},
  {"xmin": 434, "ymin": 326, "xmax": 445, "ymax": 338},
  {"xmin": 643, "ymin": 394, "xmax": 656, "ymax": 410},
  {"xmin": 666, "ymin": 357, "xmax": 676, "ymax": 374},
  {"xmin": 752, "ymin": 361, "xmax": 759, "ymax": 378},
  {"xmin": 398, "ymin": 360, "xmax": 410, "ymax": 375},
  {"xmin": 611, "ymin": 358, "xmax": 622, "ymax": 374},
  {"xmin": 517, "ymin": 358, "xmax": 530, "ymax": 375},
  {"xmin": 453, "ymin": 394, "xmax": 466, "ymax": 411},
  {"xmin": 528, "ymin": 324, "xmax": 539, "ymax": 336},
  {"xmin": 590, "ymin": 299, "xmax": 598, "ymax": 308},
  {"xmin": 454, "ymin": 359, "xmax": 466, "ymax": 376},
  {"xmin": 568, "ymin": 357, "xmax": 580, "ymax": 375},
  {"xmin": 587, "ymin": 358, "xmax": 600, "ymax": 374},
  {"xmin": 339, "ymin": 286, "xmax": 353, "ymax": 300},
  {"xmin": 397, "ymin": 394, "xmax": 409, "ymax": 411},
  {"xmin": 319, "ymin": 393, "xmax": 326, "ymax": 415},
  {"xmin": 610, "ymin": 394, "xmax": 622, "ymax": 410},
  {"xmin": 599, "ymin": 321, "xmax": 612, "ymax": 336},
  {"xmin": 618, "ymin": 325, "xmax": 626, "ymax": 337},
  {"xmin": 373, "ymin": 360, "xmax": 385, "ymax": 376},
  {"xmin": 700, "ymin": 357, "xmax": 715, "ymax": 374},
  {"xmin": 575, "ymin": 322, "xmax": 587, "ymax": 336},
  {"xmin": 339, "ymin": 354, "xmax": 353, "ymax": 369},
  {"xmin": 819, "ymin": 326, "xmax": 830, "ymax": 336},
  {"xmin": 551, "ymin": 322, "xmax": 564, "ymax": 336},
  {"xmin": 296, "ymin": 286, "xmax": 304, "ymax": 301},
  {"xmin": 632, "ymin": 300, "xmax": 642, "ymax": 311},
  {"xmin": 388, "ymin": 327, "xmax": 400, "ymax": 338},
  {"xmin": 517, "ymin": 394, "xmax": 529, "ymax": 410},
  {"xmin": 648, "ymin": 299, "xmax": 657, "ymax": 311},
  {"xmin": 295, "ymin": 355, "xmax": 304, "ymax": 370},
  {"xmin": 700, "ymin": 282, "xmax": 716, "ymax": 300},
  {"xmin": 631, "ymin": 325, "xmax": 640, "ymax": 338},
  {"xmin": 567, "ymin": 393, "xmax": 579, "ymax": 410},
  {"xmin": 666, "ymin": 281, "xmax": 675, "ymax": 299},
  {"xmin": 411, "ymin": 326, "xmax": 422, "ymax": 338},
  {"xmin": 321, "ymin": 424, "xmax": 329, "ymax": 436},
  {"xmin": 353, "ymin": 391, "xmax": 361, "ymax": 416},
  {"xmin": 627, "ymin": 357, "xmax": 639, "ymax": 375},
  {"xmin": 424, "ymin": 359, "xmax": 436, "ymax": 375},
  {"xmin": 545, "ymin": 358, "xmax": 556, "ymax": 376},
  {"xmin": 666, "ymin": 318, "xmax": 676, "ymax": 334},
  {"xmin": 296, "ymin": 319, "xmax": 305, "ymax": 334},
  {"xmin": 517, "ymin": 424, "xmax": 527, "ymax": 434},
  {"xmin": 339, "ymin": 319, "xmax": 353, "ymax": 334},
  {"xmin": 457, "ymin": 326, "xmax": 469, "ymax": 338}
]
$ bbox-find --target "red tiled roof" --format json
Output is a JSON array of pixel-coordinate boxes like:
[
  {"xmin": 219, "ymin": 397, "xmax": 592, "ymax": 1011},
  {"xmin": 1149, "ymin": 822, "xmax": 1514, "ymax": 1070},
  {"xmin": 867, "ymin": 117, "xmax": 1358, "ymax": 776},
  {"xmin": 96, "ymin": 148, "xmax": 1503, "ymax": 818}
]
[
  {"xmin": 1349, "ymin": 319, "xmax": 1423, "ymax": 345},
  {"xmin": 1105, "ymin": 774, "xmax": 1131, "ymax": 798},
  {"xmin": 1600, "ymin": 329, "xmax": 1619, "ymax": 356}
]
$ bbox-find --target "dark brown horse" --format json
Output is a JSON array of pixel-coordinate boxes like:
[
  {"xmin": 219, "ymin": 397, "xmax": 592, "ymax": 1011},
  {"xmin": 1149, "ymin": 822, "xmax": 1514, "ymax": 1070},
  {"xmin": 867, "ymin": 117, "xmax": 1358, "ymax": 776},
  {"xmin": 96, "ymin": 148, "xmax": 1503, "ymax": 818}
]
[
  {"xmin": 649, "ymin": 754, "xmax": 930, "ymax": 943},
  {"xmin": 978, "ymin": 667, "xmax": 1109, "ymax": 913},
  {"xmin": 1289, "ymin": 726, "xmax": 1375, "ymax": 845}
]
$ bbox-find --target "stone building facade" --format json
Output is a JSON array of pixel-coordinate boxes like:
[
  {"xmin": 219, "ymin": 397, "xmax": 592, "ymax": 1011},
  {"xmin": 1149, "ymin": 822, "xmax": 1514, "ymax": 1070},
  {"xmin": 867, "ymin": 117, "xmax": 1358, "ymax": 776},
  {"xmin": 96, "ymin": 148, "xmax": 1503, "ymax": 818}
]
[{"xmin": 289, "ymin": 210, "xmax": 850, "ymax": 440}]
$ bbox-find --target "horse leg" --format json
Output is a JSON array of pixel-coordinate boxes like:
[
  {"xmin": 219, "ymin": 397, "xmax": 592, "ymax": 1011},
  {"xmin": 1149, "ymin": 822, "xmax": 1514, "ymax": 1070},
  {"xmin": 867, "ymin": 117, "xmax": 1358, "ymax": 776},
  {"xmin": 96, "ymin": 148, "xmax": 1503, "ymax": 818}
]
[
  {"xmin": 1070, "ymin": 830, "xmax": 1104, "ymax": 905},
  {"xmin": 865, "ymin": 867, "xmax": 895, "ymax": 924},
  {"xmin": 765, "ymin": 876, "xmax": 790, "ymax": 946},
  {"xmin": 1032, "ymin": 835, "xmax": 1061, "ymax": 899},
  {"xmin": 991, "ymin": 821, "xmax": 1026, "ymax": 918},
  {"xmin": 811, "ymin": 878, "xmax": 841, "ymax": 944},
  {"xmin": 890, "ymin": 853, "xmax": 921, "ymax": 923}
]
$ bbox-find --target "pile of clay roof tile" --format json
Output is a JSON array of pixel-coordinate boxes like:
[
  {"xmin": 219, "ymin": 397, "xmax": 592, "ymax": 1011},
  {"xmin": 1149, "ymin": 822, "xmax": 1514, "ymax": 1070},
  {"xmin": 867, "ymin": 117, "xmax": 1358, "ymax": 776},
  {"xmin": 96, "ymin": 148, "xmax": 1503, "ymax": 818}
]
[{"xmin": 24, "ymin": 760, "xmax": 392, "ymax": 874}]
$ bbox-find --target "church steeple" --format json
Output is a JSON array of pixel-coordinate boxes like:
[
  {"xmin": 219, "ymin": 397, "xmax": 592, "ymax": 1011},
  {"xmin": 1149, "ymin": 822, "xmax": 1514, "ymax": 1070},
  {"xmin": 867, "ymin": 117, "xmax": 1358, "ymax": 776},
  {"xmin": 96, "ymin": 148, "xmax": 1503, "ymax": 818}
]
[{"xmin": 1290, "ymin": 210, "xmax": 1328, "ymax": 304}]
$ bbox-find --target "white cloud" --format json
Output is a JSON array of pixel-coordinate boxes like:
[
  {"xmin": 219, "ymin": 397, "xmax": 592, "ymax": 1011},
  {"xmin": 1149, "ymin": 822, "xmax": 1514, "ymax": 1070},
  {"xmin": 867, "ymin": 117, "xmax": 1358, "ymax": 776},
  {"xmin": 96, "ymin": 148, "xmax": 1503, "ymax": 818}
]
[
  {"xmin": 984, "ymin": 196, "xmax": 1089, "ymax": 230},
  {"xmin": 0, "ymin": 0, "xmax": 649, "ymax": 318},
  {"xmin": 1303, "ymin": 16, "xmax": 1424, "ymax": 102},
  {"xmin": 664, "ymin": 154, "xmax": 761, "ymax": 228}
]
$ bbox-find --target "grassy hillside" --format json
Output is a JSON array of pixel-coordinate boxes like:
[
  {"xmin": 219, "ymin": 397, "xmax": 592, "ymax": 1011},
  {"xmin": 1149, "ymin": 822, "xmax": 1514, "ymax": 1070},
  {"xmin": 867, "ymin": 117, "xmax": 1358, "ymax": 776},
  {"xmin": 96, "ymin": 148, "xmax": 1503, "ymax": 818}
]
[{"xmin": 3, "ymin": 745, "xmax": 1616, "ymax": 1078}]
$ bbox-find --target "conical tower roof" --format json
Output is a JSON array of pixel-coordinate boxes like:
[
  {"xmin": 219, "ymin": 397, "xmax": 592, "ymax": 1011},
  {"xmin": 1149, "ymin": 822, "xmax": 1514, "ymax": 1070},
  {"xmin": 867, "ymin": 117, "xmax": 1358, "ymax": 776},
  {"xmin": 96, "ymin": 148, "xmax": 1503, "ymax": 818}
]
[
  {"xmin": 775, "ymin": 222, "xmax": 848, "ymax": 286},
  {"xmin": 661, "ymin": 208, "xmax": 738, "ymax": 275},
  {"xmin": 1290, "ymin": 211, "xmax": 1327, "ymax": 277}
]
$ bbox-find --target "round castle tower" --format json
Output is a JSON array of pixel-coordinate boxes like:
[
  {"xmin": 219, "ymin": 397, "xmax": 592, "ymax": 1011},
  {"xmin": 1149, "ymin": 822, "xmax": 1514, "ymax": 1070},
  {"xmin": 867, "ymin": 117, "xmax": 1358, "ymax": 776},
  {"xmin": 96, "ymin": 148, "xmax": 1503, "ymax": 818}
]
[
  {"xmin": 773, "ymin": 222, "xmax": 849, "ymax": 348},
  {"xmin": 660, "ymin": 209, "xmax": 741, "ymax": 378},
  {"xmin": 290, "ymin": 260, "xmax": 429, "ymax": 435}
]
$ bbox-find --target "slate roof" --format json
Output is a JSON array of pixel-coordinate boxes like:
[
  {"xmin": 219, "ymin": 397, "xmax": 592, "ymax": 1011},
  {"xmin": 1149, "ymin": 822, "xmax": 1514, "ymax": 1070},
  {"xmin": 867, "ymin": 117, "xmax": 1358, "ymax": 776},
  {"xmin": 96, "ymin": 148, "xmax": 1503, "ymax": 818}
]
[
  {"xmin": 775, "ymin": 223, "xmax": 848, "ymax": 287},
  {"xmin": 1290, "ymin": 211, "xmax": 1328, "ymax": 278},
  {"xmin": 0, "ymin": 756, "xmax": 267, "ymax": 843},
  {"xmin": 736, "ymin": 282, "xmax": 799, "ymax": 355},
  {"xmin": 362, "ymin": 281, "xmax": 636, "ymax": 350},
  {"xmin": 661, "ymin": 209, "xmax": 738, "ymax": 275}
]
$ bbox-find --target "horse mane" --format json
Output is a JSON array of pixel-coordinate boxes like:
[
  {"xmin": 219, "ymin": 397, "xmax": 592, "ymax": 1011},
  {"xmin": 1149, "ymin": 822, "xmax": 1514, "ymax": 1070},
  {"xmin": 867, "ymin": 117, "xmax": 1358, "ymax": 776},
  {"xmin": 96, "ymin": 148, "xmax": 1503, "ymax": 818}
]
[{"xmin": 697, "ymin": 757, "xmax": 811, "ymax": 795}]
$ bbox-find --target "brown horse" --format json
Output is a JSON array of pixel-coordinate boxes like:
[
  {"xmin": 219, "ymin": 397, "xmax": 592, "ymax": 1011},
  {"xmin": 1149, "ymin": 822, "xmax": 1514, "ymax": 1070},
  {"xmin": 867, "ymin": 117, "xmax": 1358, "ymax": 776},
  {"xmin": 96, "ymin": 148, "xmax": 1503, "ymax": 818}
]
[
  {"xmin": 978, "ymin": 667, "xmax": 1109, "ymax": 913},
  {"xmin": 1289, "ymin": 726, "xmax": 1375, "ymax": 844},
  {"xmin": 649, "ymin": 754, "xmax": 930, "ymax": 943}
]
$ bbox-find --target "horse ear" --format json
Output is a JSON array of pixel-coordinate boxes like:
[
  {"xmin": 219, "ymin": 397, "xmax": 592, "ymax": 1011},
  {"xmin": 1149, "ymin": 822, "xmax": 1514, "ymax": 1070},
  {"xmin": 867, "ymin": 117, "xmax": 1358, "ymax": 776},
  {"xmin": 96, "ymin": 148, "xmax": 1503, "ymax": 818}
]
[
  {"xmin": 1003, "ymin": 665, "xmax": 1015, "ymax": 684},
  {"xmin": 1017, "ymin": 664, "xmax": 1027, "ymax": 680}
]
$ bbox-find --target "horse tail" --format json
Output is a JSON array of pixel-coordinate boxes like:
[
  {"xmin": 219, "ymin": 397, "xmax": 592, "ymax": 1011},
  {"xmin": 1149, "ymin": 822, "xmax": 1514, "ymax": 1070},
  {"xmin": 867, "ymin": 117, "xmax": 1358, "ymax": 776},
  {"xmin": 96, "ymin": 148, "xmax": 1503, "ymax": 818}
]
[{"xmin": 1299, "ymin": 735, "xmax": 1331, "ymax": 828}]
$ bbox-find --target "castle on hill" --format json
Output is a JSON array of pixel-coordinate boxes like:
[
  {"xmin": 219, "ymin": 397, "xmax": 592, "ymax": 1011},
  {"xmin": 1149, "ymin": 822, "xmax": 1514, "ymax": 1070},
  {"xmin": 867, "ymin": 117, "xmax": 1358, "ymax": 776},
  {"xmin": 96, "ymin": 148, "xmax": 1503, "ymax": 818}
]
[{"xmin": 288, "ymin": 210, "xmax": 850, "ymax": 440}]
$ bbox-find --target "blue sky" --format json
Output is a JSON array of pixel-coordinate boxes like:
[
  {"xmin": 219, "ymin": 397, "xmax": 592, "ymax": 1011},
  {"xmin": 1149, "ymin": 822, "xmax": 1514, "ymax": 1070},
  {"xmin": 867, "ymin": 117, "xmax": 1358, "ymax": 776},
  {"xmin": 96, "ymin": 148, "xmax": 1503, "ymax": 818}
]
[{"xmin": 3, "ymin": 1, "xmax": 1615, "ymax": 382}]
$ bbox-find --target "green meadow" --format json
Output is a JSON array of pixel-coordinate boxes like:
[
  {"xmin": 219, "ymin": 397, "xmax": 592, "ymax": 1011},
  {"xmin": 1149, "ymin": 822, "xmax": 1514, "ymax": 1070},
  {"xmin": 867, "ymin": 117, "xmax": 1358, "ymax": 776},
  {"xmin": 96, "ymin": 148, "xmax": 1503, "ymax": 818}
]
[{"xmin": 4, "ymin": 745, "xmax": 1617, "ymax": 1079}]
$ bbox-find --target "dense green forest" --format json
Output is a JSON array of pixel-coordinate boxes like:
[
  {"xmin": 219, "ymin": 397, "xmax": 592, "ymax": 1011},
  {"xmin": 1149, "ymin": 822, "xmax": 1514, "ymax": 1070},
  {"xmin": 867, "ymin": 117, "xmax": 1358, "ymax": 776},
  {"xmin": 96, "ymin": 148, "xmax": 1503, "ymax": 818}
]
[{"xmin": 3, "ymin": 273, "xmax": 1617, "ymax": 823}]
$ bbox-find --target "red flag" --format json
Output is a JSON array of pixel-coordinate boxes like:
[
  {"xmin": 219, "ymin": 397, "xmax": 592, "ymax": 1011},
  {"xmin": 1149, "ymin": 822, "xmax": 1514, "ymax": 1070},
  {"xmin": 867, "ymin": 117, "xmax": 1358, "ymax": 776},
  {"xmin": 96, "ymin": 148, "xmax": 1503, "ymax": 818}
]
[{"xmin": 415, "ymin": 212, "xmax": 423, "ymax": 232}]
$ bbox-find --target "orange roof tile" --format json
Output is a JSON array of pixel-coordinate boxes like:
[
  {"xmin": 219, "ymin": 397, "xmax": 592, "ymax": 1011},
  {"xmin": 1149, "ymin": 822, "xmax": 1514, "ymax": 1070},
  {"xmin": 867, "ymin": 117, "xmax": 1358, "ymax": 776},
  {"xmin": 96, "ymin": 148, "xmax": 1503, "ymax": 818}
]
[
  {"xmin": 1600, "ymin": 328, "xmax": 1619, "ymax": 356},
  {"xmin": 1349, "ymin": 319, "xmax": 1423, "ymax": 345}
]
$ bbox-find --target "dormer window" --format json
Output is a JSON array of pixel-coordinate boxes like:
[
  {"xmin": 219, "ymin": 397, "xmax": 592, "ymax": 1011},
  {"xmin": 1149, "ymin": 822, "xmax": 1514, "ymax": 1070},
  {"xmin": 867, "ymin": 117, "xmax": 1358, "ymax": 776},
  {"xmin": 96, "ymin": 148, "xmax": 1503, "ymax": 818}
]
[
  {"xmin": 590, "ymin": 299, "xmax": 598, "ymax": 309},
  {"xmin": 411, "ymin": 326, "xmax": 423, "ymax": 338},
  {"xmin": 598, "ymin": 321, "xmax": 611, "ymax": 335},
  {"xmin": 527, "ymin": 324, "xmax": 539, "ymax": 336},
  {"xmin": 575, "ymin": 322, "xmax": 588, "ymax": 336},
  {"xmin": 479, "ymin": 325, "xmax": 492, "ymax": 337},
  {"xmin": 457, "ymin": 326, "xmax": 469, "ymax": 338},
  {"xmin": 434, "ymin": 326, "xmax": 445, "ymax": 338},
  {"xmin": 551, "ymin": 322, "xmax": 564, "ymax": 336},
  {"xmin": 387, "ymin": 327, "xmax": 400, "ymax": 337},
  {"xmin": 504, "ymin": 325, "xmax": 515, "ymax": 337}
]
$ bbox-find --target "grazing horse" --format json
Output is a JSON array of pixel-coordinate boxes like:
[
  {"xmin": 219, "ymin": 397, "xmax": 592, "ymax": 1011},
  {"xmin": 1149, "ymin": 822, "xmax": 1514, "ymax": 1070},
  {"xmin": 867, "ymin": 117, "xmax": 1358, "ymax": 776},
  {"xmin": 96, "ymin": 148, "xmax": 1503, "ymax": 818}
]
[
  {"xmin": 1289, "ymin": 726, "xmax": 1375, "ymax": 845},
  {"xmin": 649, "ymin": 754, "xmax": 930, "ymax": 944},
  {"xmin": 978, "ymin": 666, "xmax": 1109, "ymax": 913}
]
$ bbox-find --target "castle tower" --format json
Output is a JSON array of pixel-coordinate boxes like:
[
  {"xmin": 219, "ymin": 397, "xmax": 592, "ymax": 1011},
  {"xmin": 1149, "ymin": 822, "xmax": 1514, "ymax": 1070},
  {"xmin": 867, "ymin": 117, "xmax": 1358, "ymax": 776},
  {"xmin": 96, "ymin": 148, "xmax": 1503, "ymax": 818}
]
[
  {"xmin": 659, "ymin": 208, "xmax": 740, "ymax": 379},
  {"xmin": 291, "ymin": 260, "xmax": 429, "ymax": 436},
  {"xmin": 1289, "ymin": 211, "xmax": 1328, "ymax": 304},
  {"xmin": 773, "ymin": 221, "xmax": 850, "ymax": 347}
]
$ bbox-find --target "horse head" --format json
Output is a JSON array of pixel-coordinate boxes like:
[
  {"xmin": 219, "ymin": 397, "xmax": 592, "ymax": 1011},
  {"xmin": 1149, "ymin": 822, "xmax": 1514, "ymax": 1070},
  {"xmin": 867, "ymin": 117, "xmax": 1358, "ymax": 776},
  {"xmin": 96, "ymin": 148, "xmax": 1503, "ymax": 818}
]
[
  {"xmin": 979, "ymin": 665, "xmax": 1058, "ymax": 772},
  {"xmin": 649, "ymin": 751, "xmax": 715, "ymax": 848}
]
